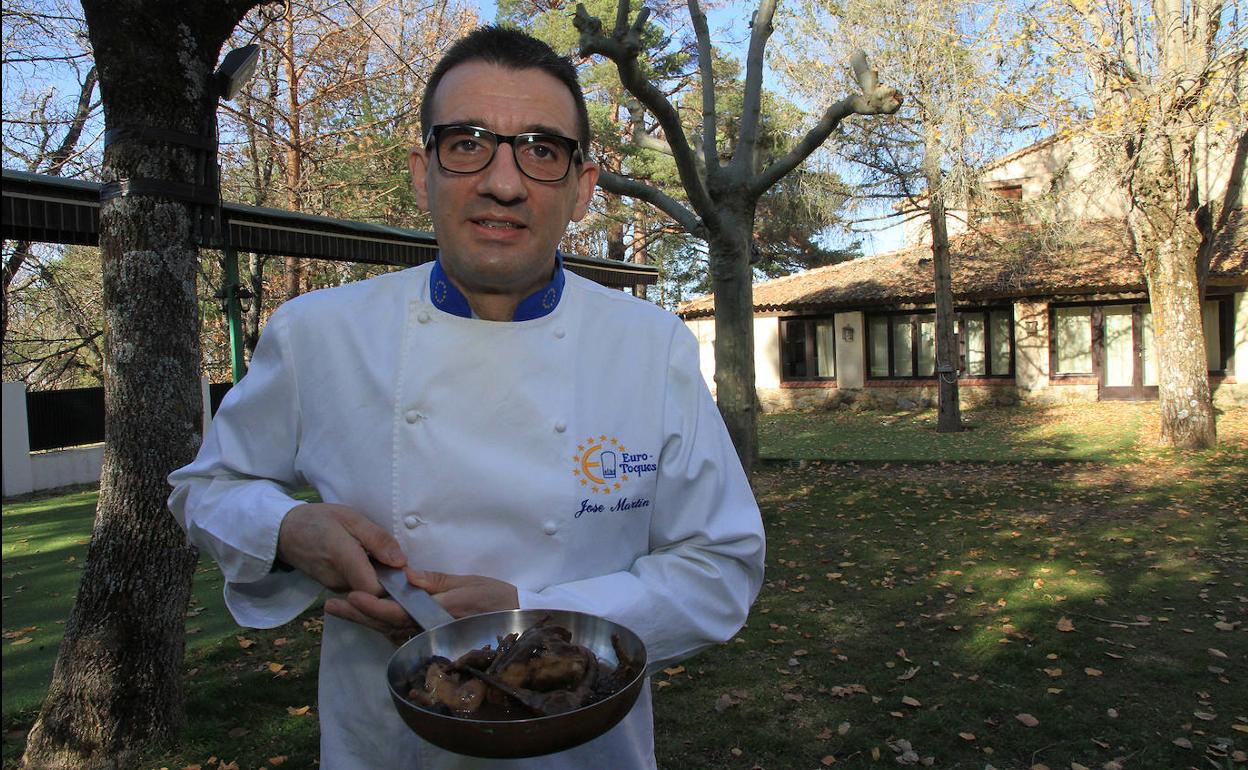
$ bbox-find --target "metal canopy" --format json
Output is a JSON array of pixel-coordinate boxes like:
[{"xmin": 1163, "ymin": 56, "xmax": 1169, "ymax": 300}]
[{"xmin": 2, "ymin": 169, "xmax": 658, "ymax": 287}]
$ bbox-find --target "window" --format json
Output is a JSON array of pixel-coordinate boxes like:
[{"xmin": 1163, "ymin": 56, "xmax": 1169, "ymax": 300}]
[
  {"xmin": 780, "ymin": 318, "xmax": 836, "ymax": 381},
  {"xmin": 868, "ymin": 308, "xmax": 1014, "ymax": 379},
  {"xmin": 1053, "ymin": 306, "xmax": 1093, "ymax": 374},
  {"xmin": 959, "ymin": 308, "xmax": 1014, "ymax": 376},
  {"xmin": 1051, "ymin": 298, "xmax": 1234, "ymax": 381},
  {"xmin": 867, "ymin": 312, "xmax": 937, "ymax": 379},
  {"xmin": 1205, "ymin": 296, "xmax": 1234, "ymax": 374}
]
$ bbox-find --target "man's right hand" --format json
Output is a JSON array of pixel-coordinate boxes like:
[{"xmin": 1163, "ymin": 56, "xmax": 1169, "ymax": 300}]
[{"xmin": 276, "ymin": 502, "xmax": 406, "ymax": 595}]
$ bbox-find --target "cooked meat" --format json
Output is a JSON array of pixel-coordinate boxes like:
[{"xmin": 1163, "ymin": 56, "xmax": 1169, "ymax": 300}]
[
  {"xmin": 407, "ymin": 656, "xmax": 487, "ymax": 716},
  {"xmin": 405, "ymin": 617, "xmax": 642, "ymax": 721}
]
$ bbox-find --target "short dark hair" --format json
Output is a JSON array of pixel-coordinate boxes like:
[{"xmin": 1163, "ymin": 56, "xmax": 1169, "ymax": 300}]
[{"xmin": 420, "ymin": 25, "xmax": 591, "ymax": 156}]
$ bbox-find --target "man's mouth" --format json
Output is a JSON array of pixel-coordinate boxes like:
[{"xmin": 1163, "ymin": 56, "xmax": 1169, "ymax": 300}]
[{"xmin": 473, "ymin": 218, "xmax": 525, "ymax": 229}]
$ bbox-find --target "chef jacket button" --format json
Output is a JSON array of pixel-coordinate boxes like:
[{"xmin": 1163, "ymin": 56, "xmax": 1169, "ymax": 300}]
[
  {"xmin": 404, "ymin": 409, "xmax": 422, "ymax": 424},
  {"xmin": 542, "ymin": 520, "xmax": 559, "ymax": 535},
  {"xmin": 416, "ymin": 311, "xmax": 431, "ymax": 324},
  {"xmin": 554, "ymin": 420, "xmax": 567, "ymax": 433},
  {"xmin": 403, "ymin": 514, "xmax": 422, "ymax": 529},
  {"xmin": 553, "ymin": 328, "xmax": 566, "ymax": 339}
]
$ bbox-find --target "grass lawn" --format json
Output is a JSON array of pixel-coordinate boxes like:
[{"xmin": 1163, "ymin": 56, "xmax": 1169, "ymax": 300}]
[{"xmin": 3, "ymin": 402, "xmax": 1246, "ymax": 769}]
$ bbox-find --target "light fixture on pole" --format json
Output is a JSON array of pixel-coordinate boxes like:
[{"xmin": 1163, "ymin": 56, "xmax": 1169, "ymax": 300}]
[{"xmin": 212, "ymin": 43, "xmax": 261, "ymax": 382}]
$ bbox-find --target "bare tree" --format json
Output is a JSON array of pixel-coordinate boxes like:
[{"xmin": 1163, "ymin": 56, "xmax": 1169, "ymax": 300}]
[
  {"xmin": 19, "ymin": 2, "xmax": 273, "ymax": 767},
  {"xmin": 574, "ymin": 0, "xmax": 901, "ymax": 471}
]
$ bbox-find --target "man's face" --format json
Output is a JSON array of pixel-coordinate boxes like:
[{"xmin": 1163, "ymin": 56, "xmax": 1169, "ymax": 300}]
[{"xmin": 409, "ymin": 61, "xmax": 599, "ymax": 303}]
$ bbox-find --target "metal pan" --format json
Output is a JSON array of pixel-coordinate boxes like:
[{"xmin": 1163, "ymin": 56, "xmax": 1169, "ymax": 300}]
[{"xmin": 379, "ymin": 569, "xmax": 647, "ymax": 759}]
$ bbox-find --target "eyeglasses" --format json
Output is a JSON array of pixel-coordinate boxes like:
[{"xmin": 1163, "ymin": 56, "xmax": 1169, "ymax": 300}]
[{"xmin": 424, "ymin": 124, "xmax": 584, "ymax": 182}]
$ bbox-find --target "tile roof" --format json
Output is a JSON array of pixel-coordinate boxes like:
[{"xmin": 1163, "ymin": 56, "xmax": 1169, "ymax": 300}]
[{"xmin": 677, "ymin": 212, "xmax": 1247, "ymax": 318}]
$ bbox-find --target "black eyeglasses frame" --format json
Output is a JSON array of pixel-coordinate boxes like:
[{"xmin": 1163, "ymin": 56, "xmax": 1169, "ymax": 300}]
[{"xmin": 423, "ymin": 123, "xmax": 585, "ymax": 182}]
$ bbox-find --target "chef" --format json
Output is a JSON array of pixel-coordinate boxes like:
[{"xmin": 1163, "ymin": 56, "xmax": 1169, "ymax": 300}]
[{"xmin": 168, "ymin": 25, "xmax": 765, "ymax": 769}]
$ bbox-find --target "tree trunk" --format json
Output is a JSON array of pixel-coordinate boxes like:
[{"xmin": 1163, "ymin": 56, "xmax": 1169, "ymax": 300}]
[
  {"xmin": 709, "ymin": 221, "xmax": 757, "ymax": 475},
  {"xmin": 631, "ymin": 207, "xmax": 647, "ymax": 301},
  {"xmin": 283, "ymin": 0, "xmax": 304, "ymax": 301},
  {"xmin": 924, "ymin": 144, "xmax": 961, "ymax": 432},
  {"xmin": 245, "ymin": 251, "xmax": 265, "ymax": 356},
  {"xmin": 1133, "ymin": 211, "xmax": 1216, "ymax": 448},
  {"xmin": 21, "ymin": 2, "xmax": 260, "ymax": 766}
]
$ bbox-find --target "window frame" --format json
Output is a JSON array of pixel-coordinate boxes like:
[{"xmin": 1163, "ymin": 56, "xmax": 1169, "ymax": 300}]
[
  {"xmin": 779, "ymin": 316, "xmax": 838, "ymax": 383},
  {"xmin": 1048, "ymin": 296, "xmax": 1236, "ymax": 381},
  {"xmin": 957, "ymin": 307, "xmax": 1016, "ymax": 378},
  {"xmin": 865, "ymin": 305, "xmax": 1015, "ymax": 380}
]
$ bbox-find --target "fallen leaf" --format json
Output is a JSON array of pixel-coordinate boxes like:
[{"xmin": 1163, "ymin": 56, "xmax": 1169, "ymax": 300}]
[
  {"xmin": 1231, "ymin": 724, "xmax": 1248, "ymax": 734},
  {"xmin": 1016, "ymin": 713, "xmax": 1039, "ymax": 727},
  {"xmin": 821, "ymin": 756, "xmax": 836, "ymax": 766},
  {"xmin": 958, "ymin": 732, "xmax": 976, "ymax": 741},
  {"xmin": 1194, "ymin": 711, "xmax": 1216, "ymax": 721},
  {"xmin": 267, "ymin": 662, "xmax": 285, "ymax": 674},
  {"xmin": 662, "ymin": 666, "xmax": 685, "ymax": 676},
  {"xmin": 1072, "ymin": 764, "xmax": 1090, "ymax": 770},
  {"xmin": 1173, "ymin": 737, "xmax": 1193, "ymax": 749},
  {"xmin": 901, "ymin": 696, "xmax": 921, "ymax": 707},
  {"xmin": 730, "ymin": 748, "xmax": 743, "ymax": 757},
  {"xmin": 1208, "ymin": 648, "xmax": 1228, "ymax": 658},
  {"xmin": 1056, "ymin": 617, "xmax": 1075, "ymax": 632},
  {"xmin": 837, "ymin": 722, "xmax": 850, "ymax": 736},
  {"xmin": 1084, "ymin": 667, "xmax": 1102, "ymax": 677},
  {"xmin": 287, "ymin": 706, "xmax": 310, "ymax": 716},
  {"xmin": 236, "ymin": 637, "xmax": 255, "ymax": 649},
  {"xmin": 10, "ymin": 637, "xmax": 33, "ymax": 646},
  {"xmin": 267, "ymin": 758, "xmax": 287, "ymax": 766},
  {"xmin": 1044, "ymin": 667, "xmax": 1062, "ymax": 677},
  {"xmin": 1106, "ymin": 708, "xmax": 1118, "ymax": 718}
]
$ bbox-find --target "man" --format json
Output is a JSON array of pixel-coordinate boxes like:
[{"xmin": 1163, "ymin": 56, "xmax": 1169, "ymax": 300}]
[{"xmin": 169, "ymin": 26, "xmax": 765, "ymax": 769}]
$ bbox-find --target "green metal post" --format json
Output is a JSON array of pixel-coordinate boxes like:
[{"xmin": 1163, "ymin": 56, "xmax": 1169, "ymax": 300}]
[{"xmin": 223, "ymin": 244, "xmax": 247, "ymax": 382}]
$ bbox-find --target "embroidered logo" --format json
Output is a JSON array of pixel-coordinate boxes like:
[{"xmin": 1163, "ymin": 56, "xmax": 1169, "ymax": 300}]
[{"xmin": 572, "ymin": 435, "xmax": 657, "ymax": 496}]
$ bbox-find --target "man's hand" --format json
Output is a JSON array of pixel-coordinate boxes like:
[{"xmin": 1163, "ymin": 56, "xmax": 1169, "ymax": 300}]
[
  {"xmin": 277, "ymin": 503, "xmax": 414, "ymax": 640},
  {"xmin": 408, "ymin": 570, "xmax": 519, "ymax": 618}
]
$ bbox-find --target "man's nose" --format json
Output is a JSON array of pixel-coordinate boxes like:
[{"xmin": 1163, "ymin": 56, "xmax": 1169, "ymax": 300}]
[{"xmin": 476, "ymin": 142, "xmax": 528, "ymax": 201}]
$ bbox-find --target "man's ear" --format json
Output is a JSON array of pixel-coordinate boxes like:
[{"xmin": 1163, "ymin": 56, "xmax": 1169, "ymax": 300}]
[
  {"xmin": 571, "ymin": 160, "xmax": 600, "ymax": 222},
  {"xmin": 408, "ymin": 146, "xmax": 430, "ymax": 211}
]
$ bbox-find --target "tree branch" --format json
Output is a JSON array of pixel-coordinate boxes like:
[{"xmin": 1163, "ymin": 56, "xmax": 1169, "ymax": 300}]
[
  {"xmin": 575, "ymin": 1, "xmax": 716, "ymax": 222},
  {"xmin": 732, "ymin": 0, "xmax": 776, "ymax": 175},
  {"xmin": 597, "ymin": 169, "xmax": 707, "ymax": 238},
  {"xmin": 749, "ymin": 51, "xmax": 901, "ymax": 198},
  {"xmin": 45, "ymin": 66, "xmax": 98, "ymax": 175},
  {"xmin": 687, "ymin": 0, "xmax": 718, "ymax": 174}
]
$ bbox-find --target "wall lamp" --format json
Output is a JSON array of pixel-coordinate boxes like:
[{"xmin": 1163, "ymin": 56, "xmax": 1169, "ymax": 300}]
[
  {"xmin": 842, "ymin": 326, "xmax": 854, "ymax": 342},
  {"xmin": 215, "ymin": 44, "xmax": 261, "ymax": 101}
]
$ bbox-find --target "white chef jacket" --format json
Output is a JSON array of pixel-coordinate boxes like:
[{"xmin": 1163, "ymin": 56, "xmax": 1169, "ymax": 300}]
[{"xmin": 168, "ymin": 261, "xmax": 765, "ymax": 769}]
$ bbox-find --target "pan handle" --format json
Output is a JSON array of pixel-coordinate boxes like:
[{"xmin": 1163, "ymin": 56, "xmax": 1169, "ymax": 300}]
[{"xmin": 376, "ymin": 565, "xmax": 456, "ymax": 630}]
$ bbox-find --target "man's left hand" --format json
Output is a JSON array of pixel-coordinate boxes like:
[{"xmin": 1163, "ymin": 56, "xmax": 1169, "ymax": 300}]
[{"xmin": 407, "ymin": 570, "xmax": 519, "ymax": 618}]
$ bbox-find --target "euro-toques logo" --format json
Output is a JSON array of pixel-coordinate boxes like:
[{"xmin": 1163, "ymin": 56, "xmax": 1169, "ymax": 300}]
[{"xmin": 571, "ymin": 434, "xmax": 657, "ymax": 496}]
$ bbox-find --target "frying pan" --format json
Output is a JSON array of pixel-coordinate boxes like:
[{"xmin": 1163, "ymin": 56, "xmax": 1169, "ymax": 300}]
[{"xmin": 378, "ymin": 567, "xmax": 648, "ymax": 759}]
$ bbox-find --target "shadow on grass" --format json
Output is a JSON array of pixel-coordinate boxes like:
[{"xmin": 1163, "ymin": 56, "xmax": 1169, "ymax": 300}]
[{"xmin": 654, "ymin": 455, "xmax": 1247, "ymax": 769}]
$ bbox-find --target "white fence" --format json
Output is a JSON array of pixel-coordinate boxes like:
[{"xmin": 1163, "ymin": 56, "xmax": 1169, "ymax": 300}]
[{"xmin": 2, "ymin": 379, "xmax": 214, "ymax": 498}]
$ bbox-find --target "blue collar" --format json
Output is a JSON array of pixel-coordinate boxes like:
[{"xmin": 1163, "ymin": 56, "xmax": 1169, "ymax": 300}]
[{"xmin": 429, "ymin": 252, "xmax": 565, "ymax": 321}]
